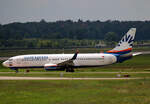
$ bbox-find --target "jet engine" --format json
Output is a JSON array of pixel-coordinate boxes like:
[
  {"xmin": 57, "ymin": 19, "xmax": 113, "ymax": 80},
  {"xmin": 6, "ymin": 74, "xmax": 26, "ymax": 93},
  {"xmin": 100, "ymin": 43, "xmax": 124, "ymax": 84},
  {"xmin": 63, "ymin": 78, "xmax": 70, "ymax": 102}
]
[{"xmin": 44, "ymin": 64, "xmax": 65, "ymax": 71}]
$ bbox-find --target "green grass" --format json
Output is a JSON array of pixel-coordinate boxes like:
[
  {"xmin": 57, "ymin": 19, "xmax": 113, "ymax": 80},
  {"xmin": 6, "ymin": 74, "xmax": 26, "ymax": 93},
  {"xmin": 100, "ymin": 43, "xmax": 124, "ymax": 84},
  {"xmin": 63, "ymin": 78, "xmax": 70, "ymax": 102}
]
[
  {"xmin": 0, "ymin": 72, "xmax": 150, "ymax": 78},
  {"xmin": 0, "ymin": 47, "xmax": 150, "ymax": 57},
  {"xmin": 0, "ymin": 79, "xmax": 150, "ymax": 104}
]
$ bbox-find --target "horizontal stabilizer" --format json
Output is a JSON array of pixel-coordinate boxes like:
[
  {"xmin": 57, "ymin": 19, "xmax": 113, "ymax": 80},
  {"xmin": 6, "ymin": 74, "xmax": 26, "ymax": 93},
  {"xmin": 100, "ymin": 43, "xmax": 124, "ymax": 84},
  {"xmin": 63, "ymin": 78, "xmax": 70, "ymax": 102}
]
[{"xmin": 132, "ymin": 52, "xmax": 142, "ymax": 56}]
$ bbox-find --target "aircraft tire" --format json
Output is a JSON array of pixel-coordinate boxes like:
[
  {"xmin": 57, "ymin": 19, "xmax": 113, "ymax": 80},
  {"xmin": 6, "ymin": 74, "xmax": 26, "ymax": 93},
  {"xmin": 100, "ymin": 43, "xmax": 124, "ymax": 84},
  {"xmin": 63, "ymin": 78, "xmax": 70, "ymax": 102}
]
[{"xmin": 66, "ymin": 67, "xmax": 74, "ymax": 72}]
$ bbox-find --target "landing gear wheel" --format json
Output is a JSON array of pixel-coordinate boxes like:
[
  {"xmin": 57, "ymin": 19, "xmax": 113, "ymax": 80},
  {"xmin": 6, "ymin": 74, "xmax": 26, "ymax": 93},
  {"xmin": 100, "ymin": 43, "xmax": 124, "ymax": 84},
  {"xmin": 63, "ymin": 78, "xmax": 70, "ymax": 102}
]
[
  {"xmin": 66, "ymin": 67, "xmax": 74, "ymax": 72},
  {"xmin": 66, "ymin": 68, "xmax": 70, "ymax": 72},
  {"xmin": 70, "ymin": 68, "xmax": 74, "ymax": 72},
  {"xmin": 26, "ymin": 69, "xmax": 30, "ymax": 73}
]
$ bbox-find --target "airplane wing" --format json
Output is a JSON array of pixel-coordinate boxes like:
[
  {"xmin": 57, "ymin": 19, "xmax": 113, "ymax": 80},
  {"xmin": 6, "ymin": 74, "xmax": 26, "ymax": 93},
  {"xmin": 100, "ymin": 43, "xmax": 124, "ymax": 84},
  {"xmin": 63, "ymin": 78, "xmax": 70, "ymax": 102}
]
[
  {"xmin": 44, "ymin": 50, "xmax": 79, "ymax": 72},
  {"xmin": 58, "ymin": 50, "xmax": 79, "ymax": 67}
]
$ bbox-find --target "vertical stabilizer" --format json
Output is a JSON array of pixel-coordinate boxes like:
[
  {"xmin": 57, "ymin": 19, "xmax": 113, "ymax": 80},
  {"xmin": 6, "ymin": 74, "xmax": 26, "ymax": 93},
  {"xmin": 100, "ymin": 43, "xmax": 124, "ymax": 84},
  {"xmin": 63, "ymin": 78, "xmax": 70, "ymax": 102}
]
[{"xmin": 107, "ymin": 28, "xmax": 136, "ymax": 54}]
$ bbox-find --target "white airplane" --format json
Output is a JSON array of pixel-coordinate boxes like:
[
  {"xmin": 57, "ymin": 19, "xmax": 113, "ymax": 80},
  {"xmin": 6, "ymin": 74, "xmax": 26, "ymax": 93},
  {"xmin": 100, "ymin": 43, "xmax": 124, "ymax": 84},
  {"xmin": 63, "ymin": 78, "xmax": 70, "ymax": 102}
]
[{"xmin": 2, "ymin": 28, "xmax": 140, "ymax": 72}]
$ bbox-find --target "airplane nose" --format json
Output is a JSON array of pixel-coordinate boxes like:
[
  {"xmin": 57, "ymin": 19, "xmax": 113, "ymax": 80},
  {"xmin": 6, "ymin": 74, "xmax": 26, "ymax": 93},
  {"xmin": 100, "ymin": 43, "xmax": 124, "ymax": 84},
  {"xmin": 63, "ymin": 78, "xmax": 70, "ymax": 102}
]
[{"xmin": 2, "ymin": 61, "xmax": 8, "ymax": 67}]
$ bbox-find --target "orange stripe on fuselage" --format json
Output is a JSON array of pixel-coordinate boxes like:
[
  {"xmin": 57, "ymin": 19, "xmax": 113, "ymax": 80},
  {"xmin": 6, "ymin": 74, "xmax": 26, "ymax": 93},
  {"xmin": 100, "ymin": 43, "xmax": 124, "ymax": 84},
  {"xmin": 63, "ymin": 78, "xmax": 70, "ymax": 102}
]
[{"xmin": 107, "ymin": 48, "xmax": 132, "ymax": 53}]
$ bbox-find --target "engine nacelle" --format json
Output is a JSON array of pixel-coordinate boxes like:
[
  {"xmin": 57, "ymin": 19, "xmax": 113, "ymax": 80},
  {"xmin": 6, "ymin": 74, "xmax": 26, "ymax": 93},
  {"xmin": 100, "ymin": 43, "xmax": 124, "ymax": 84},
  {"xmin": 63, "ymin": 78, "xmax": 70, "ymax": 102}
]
[{"xmin": 44, "ymin": 64, "xmax": 65, "ymax": 71}]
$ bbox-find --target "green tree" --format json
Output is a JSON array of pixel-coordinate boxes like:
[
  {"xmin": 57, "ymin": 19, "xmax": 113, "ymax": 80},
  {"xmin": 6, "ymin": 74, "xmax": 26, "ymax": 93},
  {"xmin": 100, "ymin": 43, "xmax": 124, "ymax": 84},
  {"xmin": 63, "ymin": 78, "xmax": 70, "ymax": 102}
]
[
  {"xmin": 104, "ymin": 32, "xmax": 118, "ymax": 42},
  {"xmin": 104, "ymin": 32, "xmax": 118, "ymax": 47}
]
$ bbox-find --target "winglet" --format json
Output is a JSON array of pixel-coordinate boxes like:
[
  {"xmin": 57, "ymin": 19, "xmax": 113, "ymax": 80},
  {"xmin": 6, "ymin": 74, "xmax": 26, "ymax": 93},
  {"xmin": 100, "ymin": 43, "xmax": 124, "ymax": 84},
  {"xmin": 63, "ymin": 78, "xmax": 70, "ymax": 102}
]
[{"xmin": 71, "ymin": 50, "xmax": 79, "ymax": 60}]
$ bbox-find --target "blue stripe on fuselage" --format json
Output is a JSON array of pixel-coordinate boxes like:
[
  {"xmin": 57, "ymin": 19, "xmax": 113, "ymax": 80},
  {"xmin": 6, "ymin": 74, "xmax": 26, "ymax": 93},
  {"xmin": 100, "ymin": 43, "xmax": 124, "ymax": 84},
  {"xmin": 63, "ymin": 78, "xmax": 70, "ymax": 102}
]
[{"xmin": 105, "ymin": 52, "xmax": 132, "ymax": 63}]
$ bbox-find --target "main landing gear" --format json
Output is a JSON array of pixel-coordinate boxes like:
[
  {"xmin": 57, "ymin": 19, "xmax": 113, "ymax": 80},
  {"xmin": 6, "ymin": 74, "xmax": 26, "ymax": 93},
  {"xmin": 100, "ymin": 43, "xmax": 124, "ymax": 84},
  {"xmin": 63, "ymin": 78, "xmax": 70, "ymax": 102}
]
[
  {"xmin": 66, "ymin": 67, "xmax": 74, "ymax": 72},
  {"xmin": 26, "ymin": 69, "xmax": 30, "ymax": 73},
  {"xmin": 13, "ymin": 69, "xmax": 30, "ymax": 73},
  {"xmin": 14, "ymin": 69, "xmax": 19, "ymax": 73}
]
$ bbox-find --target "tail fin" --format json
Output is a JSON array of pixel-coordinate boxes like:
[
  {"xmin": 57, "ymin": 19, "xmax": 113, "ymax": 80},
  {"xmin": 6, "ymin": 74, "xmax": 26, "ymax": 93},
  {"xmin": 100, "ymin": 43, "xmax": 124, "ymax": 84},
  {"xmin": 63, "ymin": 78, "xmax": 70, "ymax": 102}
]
[{"xmin": 107, "ymin": 28, "xmax": 136, "ymax": 54}]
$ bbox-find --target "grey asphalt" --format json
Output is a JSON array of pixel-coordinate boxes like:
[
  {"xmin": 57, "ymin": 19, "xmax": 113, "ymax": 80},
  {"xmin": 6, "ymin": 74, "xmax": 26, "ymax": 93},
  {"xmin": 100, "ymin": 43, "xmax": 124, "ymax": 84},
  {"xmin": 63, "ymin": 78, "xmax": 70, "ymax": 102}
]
[{"xmin": 0, "ymin": 76, "xmax": 141, "ymax": 80}]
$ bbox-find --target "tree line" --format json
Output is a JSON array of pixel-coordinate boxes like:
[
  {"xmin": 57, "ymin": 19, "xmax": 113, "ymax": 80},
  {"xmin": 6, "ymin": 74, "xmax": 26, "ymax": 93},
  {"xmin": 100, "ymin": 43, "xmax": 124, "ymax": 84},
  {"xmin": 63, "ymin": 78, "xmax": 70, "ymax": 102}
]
[{"xmin": 0, "ymin": 19, "xmax": 150, "ymax": 48}]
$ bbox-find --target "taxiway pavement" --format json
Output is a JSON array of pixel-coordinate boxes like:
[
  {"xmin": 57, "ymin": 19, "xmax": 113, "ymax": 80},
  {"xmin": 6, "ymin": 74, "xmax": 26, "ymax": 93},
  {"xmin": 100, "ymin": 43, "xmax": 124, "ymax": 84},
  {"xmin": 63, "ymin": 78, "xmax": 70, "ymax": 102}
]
[{"xmin": 0, "ymin": 76, "xmax": 141, "ymax": 80}]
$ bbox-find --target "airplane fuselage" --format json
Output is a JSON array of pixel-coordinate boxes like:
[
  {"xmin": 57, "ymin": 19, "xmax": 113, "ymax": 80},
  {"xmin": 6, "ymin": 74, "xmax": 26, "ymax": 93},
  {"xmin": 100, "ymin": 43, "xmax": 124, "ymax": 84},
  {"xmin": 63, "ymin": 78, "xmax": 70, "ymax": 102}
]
[{"xmin": 3, "ymin": 53, "xmax": 117, "ymax": 70}]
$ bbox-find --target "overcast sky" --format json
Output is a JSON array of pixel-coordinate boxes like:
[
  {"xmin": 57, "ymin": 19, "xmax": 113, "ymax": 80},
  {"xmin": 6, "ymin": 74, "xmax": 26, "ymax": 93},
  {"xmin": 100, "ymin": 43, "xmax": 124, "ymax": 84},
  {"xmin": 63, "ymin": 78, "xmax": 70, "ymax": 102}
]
[{"xmin": 0, "ymin": 0, "xmax": 150, "ymax": 24}]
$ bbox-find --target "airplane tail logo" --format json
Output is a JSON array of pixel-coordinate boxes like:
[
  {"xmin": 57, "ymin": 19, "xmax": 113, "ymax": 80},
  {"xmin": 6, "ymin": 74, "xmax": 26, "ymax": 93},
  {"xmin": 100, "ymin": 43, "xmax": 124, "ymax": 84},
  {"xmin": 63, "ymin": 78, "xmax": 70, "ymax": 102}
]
[{"xmin": 107, "ymin": 28, "xmax": 136, "ymax": 54}]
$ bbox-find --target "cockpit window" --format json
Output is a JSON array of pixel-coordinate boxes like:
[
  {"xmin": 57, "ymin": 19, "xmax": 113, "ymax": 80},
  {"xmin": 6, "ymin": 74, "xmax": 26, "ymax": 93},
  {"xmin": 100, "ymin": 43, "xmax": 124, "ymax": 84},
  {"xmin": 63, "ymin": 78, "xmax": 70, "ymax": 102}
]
[
  {"xmin": 8, "ymin": 58, "xmax": 13, "ymax": 66},
  {"xmin": 8, "ymin": 58, "xmax": 13, "ymax": 61}
]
